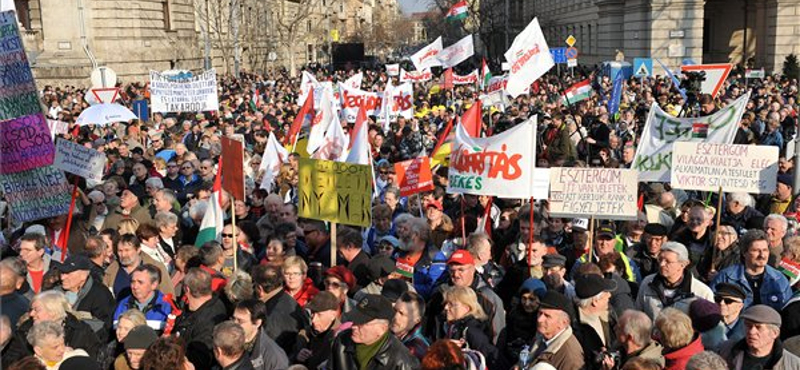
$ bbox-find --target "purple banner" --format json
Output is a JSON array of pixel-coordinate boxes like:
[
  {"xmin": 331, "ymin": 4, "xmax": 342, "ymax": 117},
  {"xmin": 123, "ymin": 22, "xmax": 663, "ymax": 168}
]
[{"xmin": 0, "ymin": 113, "xmax": 55, "ymax": 174}]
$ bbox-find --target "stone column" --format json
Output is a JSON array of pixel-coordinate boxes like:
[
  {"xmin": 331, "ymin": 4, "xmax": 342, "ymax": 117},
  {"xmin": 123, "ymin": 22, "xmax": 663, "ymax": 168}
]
[
  {"xmin": 763, "ymin": 0, "xmax": 800, "ymax": 73},
  {"xmin": 649, "ymin": 0, "xmax": 705, "ymax": 73}
]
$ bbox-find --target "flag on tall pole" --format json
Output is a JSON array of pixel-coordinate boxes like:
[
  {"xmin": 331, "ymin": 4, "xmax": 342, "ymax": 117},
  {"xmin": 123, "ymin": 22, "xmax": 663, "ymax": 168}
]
[
  {"xmin": 346, "ymin": 103, "xmax": 371, "ymax": 165},
  {"xmin": 284, "ymin": 89, "xmax": 314, "ymax": 145},
  {"xmin": 461, "ymin": 100, "xmax": 482, "ymax": 137},
  {"xmin": 196, "ymin": 157, "xmax": 225, "ymax": 246},
  {"xmin": 480, "ymin": 58, "xmax": 492, "ymax": 91},
  {"xmin": 445, "ymin": 0, "xmax": 468, "ymax": 22},
  {"xmin": 562, "ymin": 80, "xmax": 593, "ymax": 104},
  {"xmin": 608, "ymin": 71, "xmax": 624, "ymax": 115}
]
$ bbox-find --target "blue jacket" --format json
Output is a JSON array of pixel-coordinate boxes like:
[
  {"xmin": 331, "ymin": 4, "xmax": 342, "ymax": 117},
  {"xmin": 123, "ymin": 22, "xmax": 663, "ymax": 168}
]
[
  {"xmin": 113, "ymin": 290, "xmax": 173, "ymax": 331},
  {"xmin": 396, "ymin": 246, "xmax": 447, "ymax": 299},
  {"xmin": 711, "ymin": 264, "xmax": 792, "ymax": 311}
]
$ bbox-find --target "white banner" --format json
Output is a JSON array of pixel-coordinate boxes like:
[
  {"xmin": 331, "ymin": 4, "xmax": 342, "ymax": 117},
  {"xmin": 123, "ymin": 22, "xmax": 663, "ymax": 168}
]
[
  {"xmin": 149, "ymin": 69, "xmax": 219, "ymax": 113},
  {"xmin": 344, "ymin": 72, "xmax": 363, "ymax": 90},
  {"xmin": 410, "ymin": 37, "xmax": 443, "ymax": 71},
  {"xmin": 671, "ymin": 142, "xmax": 779, "ymax": 194},
  {"xmin": 549, "ymin": 168, "xmax": 639, "ymax": 220},
  {"xmin": 386, "ymin": 64, "xmax": 400, "ymax": 76},
  {"xmin": 47, "ymin": 119, "xmax": 69, "ymax": 140},
  {"xmin": 632, "ymin": 92, "xmax": 750, "ymax": 182},
  {"xmin": 437, "ymin": 35, "xmax": 474, "ymax": 69},
  {"xmin": 386, "ymin": 83, "xmax": 414, "ymax": 121},
  {"xmin": 53, "ymin": 139, "xmax": 107, "ymax": 181},
  {"xmin": 504, "ymin": 18, "xmax": 554, "ymax": 98},
  {"xmin": 447, "ymin": 116, "xmax": 538, "ymax": 198},
  {"xmin": 400, "ymin": 68, "xmax": 433, "ymax": 83},
  {"xmin": 454, "ymin": 70, "xmax": 478, "ymax": 85},
  {"xmin": 338, "ymin": 83, "xmax": 382, "ymax": 123}
]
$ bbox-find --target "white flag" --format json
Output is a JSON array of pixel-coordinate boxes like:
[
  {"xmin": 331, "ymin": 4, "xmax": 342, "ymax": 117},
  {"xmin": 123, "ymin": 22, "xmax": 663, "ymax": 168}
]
[
  {"xmin": 299, "ymin": 71, "xmax": 320, "ymax": 104},
  {"xmin": 504, "ymin": 18, "xmax": 554, "ymax": 98},
  {"xmin": 346, "ymin": 110, "xmax": 372, "ymax": 165},
  {"xmin": 311, "ymin": 113, "xmax": 349, "ymax": 162},
  {"xmin": 386, "ymin": 64, "xmax": 400, "ymax": 76},
  {"xmin": 344, "ymin": 72, "xmax": 363, "ymax": 90},
  {"xmin": 410, "ymin": 37, "xmax": 443, "ymax": 71},
  {"xmin": 259, "ymin": 132, "xmax": 289, "ymax": 192},
  {"xmin": 306, "ymin": 86, "xmax": 336, "ymax": 155},
  {"xmin": 400, "ymin": 68, "xmax": 433, "ymax": 83},
  {"xmin": 437, "ymin": 35, "xmax": 474, "ymax": 69}
]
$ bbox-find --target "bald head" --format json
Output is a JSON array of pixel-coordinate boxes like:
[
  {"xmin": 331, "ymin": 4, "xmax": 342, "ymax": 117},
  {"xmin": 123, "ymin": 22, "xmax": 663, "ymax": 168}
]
[{"xmin": 0, "ymin": 265, "xmax": 16, "ymax": 295}]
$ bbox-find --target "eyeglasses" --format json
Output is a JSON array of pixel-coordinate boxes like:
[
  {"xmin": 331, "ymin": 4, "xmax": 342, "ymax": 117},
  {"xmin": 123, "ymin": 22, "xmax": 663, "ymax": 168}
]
[
  {"xmin": 284, "ymin": 271, "xmax": 303, "ymax": 277},
  {"xmin": 221, "ymin": 233, "xmax": 234, "ymax": 238},
  {"xmin": 168, "ymin": 164, "xmax": 178, "ymax": 168},
  {"xmin": 181, "ymin": 166, "xmax": 193, "ymax": 170},
  {"xmin": 324, "ymin": 280, "xmax": 343, "ymax": 289},
  {"xmin": 715, "ymin": 297, "xmax": 742, "ymax": 305}
]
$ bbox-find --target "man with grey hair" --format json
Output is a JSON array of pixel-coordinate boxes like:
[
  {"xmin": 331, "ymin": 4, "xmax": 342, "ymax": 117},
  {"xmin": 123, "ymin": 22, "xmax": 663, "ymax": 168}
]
[
  {"xmin": 615, "ymin": 310, "xmax": 664, "ymax": 367},
  {"xmin": 763, "ymin": 213, "xmax": 788, "ymax": 263},
  {"xmin": 573, "ymin": 274, "xmax": 617, "ymax": 369},
  {"xmin": 719, "ymin": 305, "xmax": 800, "ymax": 370},
  {"xmin": 712, "ymin": 229, "xmax": 792, "ymax": 311},
  {"xmin": 212, "ymin": 321, "xmax": 252, "ymax": 370},
  {"xmin": 636, "ymin": 241, "xmax": 714, "ymax": 319},
  {"xmin": 722, "ymin": 192, "xmax": 763, "ymax": 235},
  {"xmin": 394, "ymin": 217, "xmax": 447, "ymax": 299},
  {"xmin": 685, "ymin": 351, "xmax": 728, "ymax": 370},
  {"xmin": 27, "ymin": 320, "xmax": 89, "ymax": 367},
  {"xmin": 526, "ymin": 291, "xmax": 584, "ymax": 370}
]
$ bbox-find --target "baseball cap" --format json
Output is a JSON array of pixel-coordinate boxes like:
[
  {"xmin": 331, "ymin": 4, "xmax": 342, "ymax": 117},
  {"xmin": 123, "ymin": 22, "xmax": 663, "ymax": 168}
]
[
  {"xmin": 542, "ymin": 254, "xmax": 567, "ymax": 269},
  {"xmin": 447, "ymin": 250, "xmax": 475, "ymax": 265},
  {"xmin": 425, "ymin": 199, "xmax": 443, "ymax": 211},
  {"xmin": 349, "ymin": 294, "xmax": 394, "ymax": 325},
  {"xmin": 596, "ymin": 223, "xmax": 616, "ymax": 239},
  {"xmin": 57, "ymin": 255, "xmax": 92, "ymax": 273},
  {"xmin": 306, "ymin": 291, "xmax": 340, "ymax": 313},
  {"xmin": 574, "ymin": 274, "xmax": 617, "ymax": 299}
]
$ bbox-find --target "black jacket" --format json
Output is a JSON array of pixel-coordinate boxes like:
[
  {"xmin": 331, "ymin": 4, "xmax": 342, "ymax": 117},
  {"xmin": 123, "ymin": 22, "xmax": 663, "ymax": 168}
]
[
  {"xmin": 214, "ymin": 354, "xmax": 256, "ymax": 370},
  {"xmin": 348, "ymin": 251, "xmax": 372, "ymax": 292},
  {"xmin": 174, "ymin": 295, "xmax": 228, "ymax": 369},
  {"xmin": 69, "ymin": 276, "xmax": 116, "ymax": 342},
  {"xmin": 5, "ymin": 313, "xmax": 102, "ymax": 364},
  {"xmin": 445, "ymin": 315, "xmax": 507, "ymax": 370},
  {"xmin": 263, "ymin": 290, "xmax": 304, "ymax": 354},
  {"xmin": 330, "ymin": 330, "xmax": 420, "ymax": 370}
]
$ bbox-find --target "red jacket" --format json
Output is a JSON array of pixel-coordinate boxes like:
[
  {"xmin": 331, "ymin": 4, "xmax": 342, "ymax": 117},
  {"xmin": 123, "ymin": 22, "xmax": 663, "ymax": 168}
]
[
  {"xmin": 664, "ymin": 336, "xmax": 704, "ymax": 370},
  {"xmin": 200, "ymin": 265, "xmax": 228, "ymax": 293},
  {"xmin": 287, "ymin": 277, "xmax": 319, "ymax": 308}
]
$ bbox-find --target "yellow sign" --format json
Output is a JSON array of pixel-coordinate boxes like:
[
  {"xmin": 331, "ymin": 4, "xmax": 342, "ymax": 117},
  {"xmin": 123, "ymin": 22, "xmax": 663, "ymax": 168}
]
[
  {"xmin": 298, "ymin": 158, "xmax": 372, "ymax": 227},
  {"xmin": 566, "ymin": 35, "xmax": 576, "ymax": 47},
  {"xmin": 330, "ymin": 29, "xmax": 340, "ymax": 42}
]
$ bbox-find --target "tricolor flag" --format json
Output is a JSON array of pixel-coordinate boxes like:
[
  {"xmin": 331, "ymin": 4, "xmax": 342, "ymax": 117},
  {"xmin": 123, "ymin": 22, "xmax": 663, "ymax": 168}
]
[
  {"xmin": 431, "ymin": 118, "xmax": 455, "ymax": 167},
  {"xmin": 446, "ymin": 0, "xmax": 468, "ymax": 22},
  {"xmin": 196, "ymin": 157, "xmax": 225, "ymax": 247},
  {"xmin": 481, "ymin": 58, "xmax": 492, "ymax": 91},
  {"xmin": 692, "ymin": 122, "xmax": 709, "ymax": 138},
  {"xmin": 562, "ymin": 80, "xmax": 592, "ymax": 104},
  {"xmin": 346, "ymin": 103, "xmax": 371, "ymax": 165}
]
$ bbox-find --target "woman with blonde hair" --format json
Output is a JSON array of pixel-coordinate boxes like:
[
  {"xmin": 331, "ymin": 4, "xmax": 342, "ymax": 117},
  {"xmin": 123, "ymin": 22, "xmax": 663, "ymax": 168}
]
[
  {"xmin": 106, "ymin": 309, "xmax": 147, "ymax": 370},
  {"xmin": 283, "ymin": 256, "xmax": 318, "ymax": 308},
  {"xmin": 441, "ymin": 286, "xmax": 507, "ymax": 369},
  {"xmin": 117, "ymin": 218, "xmax": 141, "ymax": 236},
  {"xmin": 4, "ymin": 291, "xmax": 101, "ymax": 364},
  {"xmin": 654, "ymin": 308, "xmax": 704, "ymax": 370}
]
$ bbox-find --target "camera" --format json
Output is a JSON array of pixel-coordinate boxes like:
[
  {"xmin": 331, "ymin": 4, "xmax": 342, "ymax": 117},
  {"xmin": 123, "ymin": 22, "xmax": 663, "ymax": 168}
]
[
  {"xmin": 594, "ymin": 350, "xmax": 621, "ymax": 367},
  {"xmin": 680, "ymin": 71, "xmax": 706, "ymax": 95}
]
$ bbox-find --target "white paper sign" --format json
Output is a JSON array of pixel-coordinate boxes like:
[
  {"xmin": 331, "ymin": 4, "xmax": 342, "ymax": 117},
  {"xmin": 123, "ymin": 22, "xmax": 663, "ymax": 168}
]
[
  {"xmin": 436, "ymin": 35, "xmax": 474, "ymax": 69},
  {"xmin": 504, "ymin": 18, "xmax": 554, "ymax": 98},
  {"xmin": 671, "ymin": 142, "xmax": 779, "ymax": 194},
  {"xmin": 149, "ymin": 69, "xmax": 219, "ymax": 113},
  {"xmin": 53, "ymin": 139, "xmax": 107, "ymax": 181},
  {"xmin": 47, "ymin": 119, "xmax": 69, "ymax": 140},
  {"xmin": 386, "ymin": 64, "xmax": 400, "ymax": 76},
  {"xmin": 549, "ymin": 168, "xmax": 639, "ymax": 220}
]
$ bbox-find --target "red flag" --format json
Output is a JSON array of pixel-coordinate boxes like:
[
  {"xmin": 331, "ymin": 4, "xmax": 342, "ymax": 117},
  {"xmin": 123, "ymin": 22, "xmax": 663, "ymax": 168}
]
[
  {"xmin": 461, "ymin": 100, "xmax": 482, "ymax": 137},
  {"xmin": 284, "ymin": 89, "xmax": 314, "ymax": 145},
  {"xmin": 637, "ymin": 192, "xmax": 645, "ymax": 211},
  {"xmin": 349, "ymin": 103, "xmax": 368, "ymax": 151},
  {"xmin": 432, "ymin": 118, "xmax": 454, "ymax": 155},
  {"xmin": 443, "ymin": 68, "xmax": 454, "ymax": 90}
]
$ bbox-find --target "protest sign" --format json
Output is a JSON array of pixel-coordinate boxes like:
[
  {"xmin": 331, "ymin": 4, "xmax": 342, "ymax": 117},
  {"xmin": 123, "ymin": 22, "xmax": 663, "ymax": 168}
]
[
  {"xmin": 671, "ymin": 142, "xmax": 779, "ymax": 194},
  {"xmin": 410, "ymin": 37, "xmax": 443, "ymax": 71},
  {"xmin": 0, "ymin": 165, "xmax": 72, "ymax": 223},
  {"xmin": 53, "ymin": 139, "xmax": 106, "ymax": 181},
  {"xmin": 549, "ymin": 168, "xmax": 639, "ymax": 220},
  {"xmin": 531, "ymin": 168, "xmax": 551, "ymax": 200},
  {"xmin": 298, "ymin": 158, "xmax": 372, "ymax": 227},
  {"xmin": 436, "ymin": 35, "xmax": 474, "ymax": 69},
  {"xmin": 504, "ymin": 17, "xmax": 554, "ymax": 98},
  {"xmin": 221, "ymin": 137, "xmax": 245, "ymax": 200},
  {"xmin": 632, "ymin": 92, "xmax": 750, "ymax": 182},
  {"xmin": 386, "ymin": 83, "xmax": 414, "ymax": 121},
  {"xmin": 454, "ymin": 70, "xmax": 478, "ymax": 85},
  {"xmin": 386, "ymin": 64, "xmax": 400, "ymax": 76},
  {"xmin": 47, "ymin": 119, "xmax": 69, "ymax": 139},
  {"xmin": 339, "ymin": 82, "xmax": 383, "ymax": 122},
  {"xmin": 447, "ymin": 116, "xmax": 538, "ymax": 198},
  {"xmin": 395, "ymin": 157, "xmax": 434, "ymax": 197},
  {"xmin": 400, "ymin": 69, "xmax": 433, "ymax": 83},
  {"xmin": 0, "ymin": 11, "xmax": 42, "ymax": 121},
  {"xmin": 1, "ymin": 113, "xmax": 55, "ymax": 174},
  {"xmin": 149, "ymin": 69, "xmax": 219, "ymax": 113}
]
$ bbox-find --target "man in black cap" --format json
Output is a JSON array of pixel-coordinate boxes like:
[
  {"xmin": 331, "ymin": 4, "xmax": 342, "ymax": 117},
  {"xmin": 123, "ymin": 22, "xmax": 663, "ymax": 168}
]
[
  {"xmin": 294, "ymin": 292, "xmax": 341, "ymax": 369},
  {"xmin": 572, "ymin": 222, "xmax": 641, "ymax": 283},
  {"xmin": 541, "ymin": 254, "xmax": 575, "ymax": 299},
  {"xmin": 715, "ymin": 282, "xmax": 747, "ymax": 343},
  {"xmin": 524, "ymin": 291, "xmax": 584, "ymax": 370},
  {"xmin": 573, "ymin": 274, "xmax": 618, "ymax": 370},
  {"xmin": 627, "ymin": 223, "xmax": 668, "ymax": 278},
  {"xmin": 55, "ymin": 255, "xmax": 115, "ymax": 341},
  {"xmin": 719, "ymin": 304, "xmax": 800, "ymax": 369},
  {"xmin": 330, "ymin": 294, "xmax": 419, "ymax": 370},
  {"xmin": 120, "ymin": 325, "xmax": 158, "ymax": 369},
  {"xmin": 757, "ymin": 173, "xmax": 796, "ymax": 216}
]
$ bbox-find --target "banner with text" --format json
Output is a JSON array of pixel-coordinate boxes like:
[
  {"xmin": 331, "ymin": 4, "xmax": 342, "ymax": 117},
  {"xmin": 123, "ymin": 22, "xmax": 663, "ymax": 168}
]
[
  {"xmin": 454, "ymin": 70, "xmax": 478, "ymax": 85},
  {"xmin": 504, "ymin": 17, "xmax": 554, "ymax": 98},
  {"xmin": 395, "ymin": 157, "xmax": 434, "ymax": 197},
  {"xmin": 410, "ymin": 36, "xmax": 443, "ymax": 71},
  {"xmin": 0, "ymin": 165, "xmax": 72, "ymax": 223},
  {"xmin": 447, "ymin": 116, "xmax": 538, "ymax": 198},
  {"xmin": 1, "ymin": 113, "xmax": 55, "ymax": 174},
  {"xmin": 549, "ymin": 168, "xmax": 639, "ymax": 220},
  {"xmin": 53, "ymin": 139, "xmax": 107, "ymax": 181},
  {"xmin": 632, "ymin": 92, "xmax": 750, "ymax": 182},
  {"xmin": 400, "ymin": 69, "xmax": 433, "ymax": 83},
  {"xmin": 149, "ymin": 69, "xmax": 219, "ymax": 113},
  {"xmin": 338, "ymin": 83, "xmax": 382, "ymax": 122},
  {"xmin": 0, "ymin": 11, "xmax": 42, "ymax": 121},
  {"xmin": 437, "ymin": 35, "xmax": 474, "ymax": 69},
  {"xmin": 298, "ymin": 158, "xmax": 372, "ymax": 227},
  {"xmin": 671, "ymin": 142, "xmax": 778, "ymax": 194},
  {"xmin": 386, "ymin": 83, "xmax": 414, "ymax": 121}
]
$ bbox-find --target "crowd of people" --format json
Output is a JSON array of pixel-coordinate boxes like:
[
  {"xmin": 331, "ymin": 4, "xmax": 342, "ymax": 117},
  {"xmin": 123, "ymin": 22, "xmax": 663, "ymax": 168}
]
[{"xmin": 1, "ymin": 61, "xmax": 800, "ymax": 370}]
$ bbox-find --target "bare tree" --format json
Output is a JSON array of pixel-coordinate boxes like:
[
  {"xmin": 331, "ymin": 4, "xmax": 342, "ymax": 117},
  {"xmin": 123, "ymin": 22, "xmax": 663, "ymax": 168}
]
[
  {"xmin": 273, "ymin": 0, "xmax": 322, "ymax": 77},
  {"xmin": 425, "ymin": 0, "xmax": 503, "ymax": 58}
]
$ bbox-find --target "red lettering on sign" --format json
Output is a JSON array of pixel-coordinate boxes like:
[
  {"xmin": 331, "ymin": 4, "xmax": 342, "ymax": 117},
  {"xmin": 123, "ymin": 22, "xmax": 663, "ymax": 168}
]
[{"xmin": 450, "ymin": 144, "xmax": 523, "ymax": 180}]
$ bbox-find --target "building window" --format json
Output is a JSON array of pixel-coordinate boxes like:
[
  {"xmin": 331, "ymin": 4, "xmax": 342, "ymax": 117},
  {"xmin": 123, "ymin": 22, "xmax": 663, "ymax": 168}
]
[
  {"xmin": 14, "ymin": 0, "xmax": 31, "ymax": 30},
  {"xmin": 163, "ymin": 0, "xmax": 172, "ymax": 31}
]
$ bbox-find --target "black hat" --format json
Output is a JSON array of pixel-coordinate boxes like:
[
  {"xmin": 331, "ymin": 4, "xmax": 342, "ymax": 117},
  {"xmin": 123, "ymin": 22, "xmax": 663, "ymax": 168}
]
[
  {"xmin": 367, "ymin": 255, "xmax": 396, "ymax": 281},
  {"xmin": 596, "ymin": 222, "xmax": 616, "ymax": 238},
  {"xmin": 643, "ymin": 223, "xmax": 668, "ymax": 237},
  {"xmin": 778, "ymin": 174, "xmax": 793, "ymax": 187},
  {"xmin": 574, "ymin": 274, "xmax": 617, "ymax": 299},
  {"xmin": 57, "ymin": 255, "xmax": 92, "ymax": 273},
  {"xmin": 60, "ymin": 356, "xmax": 100, "ymax": 370},
  {"xmin": 539, "ymin": 291, "xmax": 573, "ymax": 315},
  {"xmin": 124, "ymin": 326, "xmax": 158, "ymax": 350},
  {"xmin": 349, "ymin": 294, "xmax": 394, "ymax": 325},
  {"xmin": 714, "ymin": 282, "xmax": 747, "ymax": 301},
  {"xmin": 542, "ymin": 254, "xmax": 567, "ymax": 269},
  {"xmin": 381, "ymin": 279, "xmax": 408, "ymax": 302},
  {"xmin": 306, "ymin": 291, "xmax": 340, "ymax": 313}
]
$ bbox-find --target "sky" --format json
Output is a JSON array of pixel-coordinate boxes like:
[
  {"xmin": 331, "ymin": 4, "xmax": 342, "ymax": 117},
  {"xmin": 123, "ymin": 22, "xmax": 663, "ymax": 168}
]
[{"xmin": 398, "ymin": 0, "xmax": 432, "ymax": 14}]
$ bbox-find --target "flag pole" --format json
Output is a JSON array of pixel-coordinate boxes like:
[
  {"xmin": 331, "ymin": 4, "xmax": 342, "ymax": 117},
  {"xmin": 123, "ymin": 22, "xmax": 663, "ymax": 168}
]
[
  {"xmin": 587, "ymin": 216, "xmax": 595, "ymax": 262},
  {"xmin": 61, "ymin": 177, "xmax": 80, "ymax": 262},
  {"xmin": 231, "ymin": 200, "xmax": 238, "ymax": 273},
  {"xmin": 330, "ymin": 222, "xmax": 337, "ymax": 267},
  {"xmin": 713, "ymin": 186, "xmax": 723, "ymax": 241}
]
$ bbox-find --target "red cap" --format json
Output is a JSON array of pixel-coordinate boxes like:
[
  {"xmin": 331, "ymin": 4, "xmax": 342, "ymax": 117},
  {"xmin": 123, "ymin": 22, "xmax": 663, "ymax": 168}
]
[
  {"xmin": 447, "ymin": 250, "xmax": 475, "ymax": 265},
  {"xmin": 324, "ymin": 266, "xmax": 356, "ymax": 290},
  {"xmin": 425, "ymin": 199, "xmax": 443, "ymax": 211}
]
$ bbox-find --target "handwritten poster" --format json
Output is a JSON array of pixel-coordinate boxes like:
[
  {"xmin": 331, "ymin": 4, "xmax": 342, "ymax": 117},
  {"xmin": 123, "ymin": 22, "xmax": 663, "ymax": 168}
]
[
  {"xmin": 671, "ymin": 142, "xmax": 779, "ymax": 194},
  {"xmin": 53, "ymin": 139, "xmax": 107, "ymax": 181},
  {"xmin": 0, "ymin": 11, "xmax": 41, "ymax": 121},
  {"xmin": 395, "ymin": 157, "xmax": 434, "ymax": 197},
  {"xmin": 1, "ymin": 113, "xmax": 56, "ymax": 174},
  {"xmin": 0, "ymin": 165, "xmax": 72, "ymax": 223},
  {"xmin": 298, "ymin": 158, "xmax": 372, "ymax": 227},
  {"xmin": 149, "ymin": 69, "xmax": 219, "ymax": 113},
  {"xmin": 548, "ymin": 167, "xmax": 639, "ymax": 220}
]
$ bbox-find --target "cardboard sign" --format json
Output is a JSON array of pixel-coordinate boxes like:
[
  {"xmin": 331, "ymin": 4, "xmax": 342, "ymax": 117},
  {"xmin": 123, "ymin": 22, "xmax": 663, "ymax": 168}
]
[
  {"xmin": 53, "ymin": 139, "xmax": 107, "ymax": 181},
  {"xmin": 298, "ymin": 158, "xmax": 372, "ymax": 227},
  {"xmin": 0, "ymin": 165, "xmax": 72, "ymax": 223},
  {"xmin": 671, "ymin": 142, "xmax": 779, "ymax": 194},
  {"xmin": 149, "ymin": 69, "xmax": 219, "ymax": 113},
  {"xmin": 0, "ymin": 11, "xmax": 41, "ymax": 121},
  {"xmin": 395, "ymin": 157, "xmax": 434, "ymax": 197},
  {"xmin": 1, "ymin": 113, "xmax": 56, "ymax": 174},
  {"xmin": 549, "ymin": 168, "xmax": 639, "ymax": 220},
  {"xmin": 221, "ymin": 136, "xmax": 245, "ymax": 200}
]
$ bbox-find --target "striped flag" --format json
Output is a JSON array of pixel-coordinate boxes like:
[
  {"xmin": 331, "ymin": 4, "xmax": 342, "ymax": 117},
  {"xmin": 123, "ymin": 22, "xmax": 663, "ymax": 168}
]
[
  {"xmin": 195, "ymin": 157, "xmax": 225, "ymax": 247},
  {"xmin": 446, "ymin": 0, "xmax": 468, "ymax": 22},
  {"xmin": 562, "ymin": 80, "xmax": 592, "ymax": 104},
  {"xmin": 481, "ymin": 58, "xmax": 492, "ymax": 91}
]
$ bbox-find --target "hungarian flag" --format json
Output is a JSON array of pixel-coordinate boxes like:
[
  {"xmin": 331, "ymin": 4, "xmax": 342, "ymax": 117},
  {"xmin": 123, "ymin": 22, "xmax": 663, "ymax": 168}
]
[
  {"xmin": 692, "ymin": 122, "xmax": 709, "ymax": 139},
  {"xmin": 461, "ymin": 100, "xmax": 482, "ymax": 137},
  {"xmin": 446, "ymin": 0, "xmax": 468, "ymax": 21},
  {"xmin": 249, "ymin": 88, "xmax": 260, "ymax": 111},
  {"xmin": 481, "ymin": 58, "xmax": 492, "ymax": 91},
  {"xmin": 284, "ymin": 89, "xmax": 314, "ymax": 146},
  {"xmin": 346, "ymin": 103, "xmax": 371, "ymax": 165},
  {"xmin": 562, "ymin": 80, "xmax": 592, "ymax": 104},
  {"xmin": 196, "ymin": 157, "xmax": 225, "ymax": 247}
]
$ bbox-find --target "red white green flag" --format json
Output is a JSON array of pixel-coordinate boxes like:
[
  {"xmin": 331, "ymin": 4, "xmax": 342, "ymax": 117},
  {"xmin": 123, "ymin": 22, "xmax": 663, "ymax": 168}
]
[{"xmin": 446, "ymin": 1, "xmax": 468, "ymax": 22}]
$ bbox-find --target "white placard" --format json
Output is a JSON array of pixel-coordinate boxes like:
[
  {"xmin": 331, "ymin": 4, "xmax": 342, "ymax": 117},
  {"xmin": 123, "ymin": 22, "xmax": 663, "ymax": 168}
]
[
  {"xmin": 671, "ymin": 142, "xmax": 779, "ymax": 194},
  {"xmin": 549, "ymin": 168, "xmax": 639, "ymax": 220},
  {"xmin": 53, "ymin": 139, "xmax": 107, "ymax": 181},
  {"xmin": 149, "ymin": 69, "xmax": 219, "ymax": 113}
]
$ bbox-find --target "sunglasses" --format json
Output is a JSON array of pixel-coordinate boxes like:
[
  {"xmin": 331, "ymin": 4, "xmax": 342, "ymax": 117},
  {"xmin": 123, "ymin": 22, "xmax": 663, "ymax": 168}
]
[
  {"xmin": 715, "ymin": 297, "xmax": 741, "ymax": 305},
  {"xmin": 182, "ymin": 166, "xmax": 193, "ymax": 170},
  {"xmin": 221, "ymin": 233, "xmax": 234, "ymax": 238}
]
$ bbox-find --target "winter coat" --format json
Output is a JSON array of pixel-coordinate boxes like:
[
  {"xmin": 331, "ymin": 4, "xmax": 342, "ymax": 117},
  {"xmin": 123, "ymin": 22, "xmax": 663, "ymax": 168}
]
[
  {"xmin": 395, "ymin": 246, "xmax": 448, "ymax": 299},
  {"xmin": 636, "ymin": 271, "xmax": 714, "ymax": 320},
  {"xmin": 621, "ymin": 341, "xmax": 665, "ymax": 368},
  {"xmin": 696, "ymin": 242, "xmax": 743, "ymax": 283},
  {"xmin": 525, "ymin": 326, "xmax": 585, "ymax": 370},
  {"xmin": 5, "ymin": 313, "xmax": 102, "ymax": 364},
  {"xmin": 663, "ymin": 336, "xmax": 704, "ymax": 370},
  {"xmin": 719, "ymin": 337, "xmax": 800, "ymax": 370},
  {"xmin": 710, "ymin": 264, "xmax": 792, "ymax": 311},
  {"xmin": 426, "ymin": 272, "xmax": 506, "ymax": 345},
  {"xmin": 264, "ymin": 290, "xmax": 304, "ymax": 355},
  {"xmin": 173, "ymin": 295, "xmax": 228, "ymax": 369},
  {"xmin": 543, "ymin": 124, "xmax": 577, "ymax": 162},
  {"xmin": 330, "ymin": 330, "xmax": 420, "ymax": 370},
  {"xmin": 102, "ymin": 204, "xmax": 152, "ymax": 231},
  {"xmin": 60, "ymin": 275, "xmax": 115, "ymax": 341},
  {"xmin": 247, "ymin": 328, "xmax": 289, "ymax": 370},
  {"xmin": 781, "ymin": 294, "xmax": 800, "ymax": 339},
  {"xmin": 104, "ymin": 252, "xmax": 175, "ymax": 298},
  {"xmin": 113, "ymin": 290, "xmax": 173, "ymax": 331},
  {"xmin": 288, "ymin": 277, "xmax": 319, "ymax": 308},
  {"xmin": 445, "ymin": 315, "xmax": 507, "ymax": 370}
]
